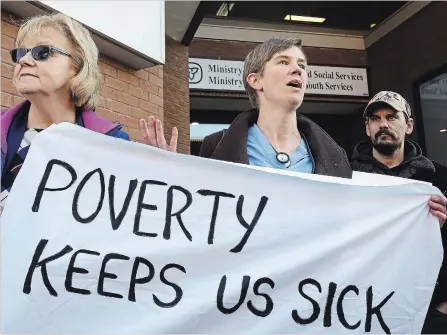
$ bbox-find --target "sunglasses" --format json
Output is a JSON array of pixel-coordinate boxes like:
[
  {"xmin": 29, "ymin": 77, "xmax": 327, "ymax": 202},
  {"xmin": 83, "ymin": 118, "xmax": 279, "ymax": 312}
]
[{"xmin": 10, "ymin": 45, "xmax": 72, "ymax": 63}]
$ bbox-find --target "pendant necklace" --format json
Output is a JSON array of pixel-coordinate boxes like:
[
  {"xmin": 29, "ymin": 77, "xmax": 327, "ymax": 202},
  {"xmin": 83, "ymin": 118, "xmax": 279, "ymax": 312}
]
[
  {"xmin": 272, "ymin": 148, "xmax": 291, "ymax": 168},
  {"xmin": 271, "ymin": 132, "xmax": 301, "ymax": 168},
  {"xmin": 256, "ymin": 125, "xmax": 293, "ymax": 168}
]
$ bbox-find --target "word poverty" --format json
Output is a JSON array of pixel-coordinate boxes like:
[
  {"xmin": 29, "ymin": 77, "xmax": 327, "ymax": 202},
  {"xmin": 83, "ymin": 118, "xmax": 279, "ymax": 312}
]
[{"xmin": 23, "ymin": 159, "xmax": 395, "ymax": 333}]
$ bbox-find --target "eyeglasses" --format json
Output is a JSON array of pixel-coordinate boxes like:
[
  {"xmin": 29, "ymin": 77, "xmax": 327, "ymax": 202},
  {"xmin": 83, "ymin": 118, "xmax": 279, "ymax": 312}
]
[{"xmin": 10, "ymin": 45, "xmax": 72, "ymax": 63}]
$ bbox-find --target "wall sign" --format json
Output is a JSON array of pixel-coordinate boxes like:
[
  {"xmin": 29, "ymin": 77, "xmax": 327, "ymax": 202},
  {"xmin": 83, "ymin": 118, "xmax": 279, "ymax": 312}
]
[
  {"xmin": 189, "ymin": 58, "xmax": 369, "ymax": 97},
  {"xmin": 420, "ymin": 73, "xmax": 447, "ymax": 100}
]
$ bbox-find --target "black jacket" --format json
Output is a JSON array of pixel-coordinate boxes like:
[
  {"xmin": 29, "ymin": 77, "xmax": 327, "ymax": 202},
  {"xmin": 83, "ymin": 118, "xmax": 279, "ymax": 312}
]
[
  {"xmin": 199, "ymin": 109, "xmax": 352, "ymax": 179},
  {"xmin": 352, "ymin": 139, "xmax": 447, "ymax": 309}
]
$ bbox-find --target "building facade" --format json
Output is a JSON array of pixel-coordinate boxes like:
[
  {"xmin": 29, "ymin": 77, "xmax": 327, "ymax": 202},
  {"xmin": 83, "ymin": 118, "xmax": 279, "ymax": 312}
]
[
  {"xmin": 1, "ymin": 1, "xmax": 193, "ymax": 153},
  {"xmin": 187, "ymin": 1, "xmax": 447, "ymax": 165},
  {"xmin": 188, "ymin": 37, "xmax": 370, "ymax": 157},
  {"xmin": 1, "ymin": 1, "xmax": 446, "ymax": 165},
  {"xmin": 366, "ymin": 1, "xmax": 447, "ymax": 164}
]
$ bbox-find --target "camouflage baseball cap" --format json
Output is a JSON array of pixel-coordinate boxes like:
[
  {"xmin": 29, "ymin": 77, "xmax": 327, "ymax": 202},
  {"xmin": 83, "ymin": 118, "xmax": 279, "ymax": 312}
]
[{"xmin": 363, "ymin": 91, "xmax": 412, "ymax": 119}]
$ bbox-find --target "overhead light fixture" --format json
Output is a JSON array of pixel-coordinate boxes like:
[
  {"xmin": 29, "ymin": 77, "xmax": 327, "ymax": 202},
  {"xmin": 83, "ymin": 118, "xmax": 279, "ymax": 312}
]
[
  {"xmin": 440, "ymin": 129, "xmax": 446, "ymax": 133},
  {"xmin": 284, "ymin": 15, "xmax": 326, "ymax": 23},
  {"xmin": 191, "ymin": 122, "xmax": 199, "ymax": 126},
  {"xmin": 370, "ymin": 23, "xmax": 376, "ymax": 28},
  {"xmin": 216, "ymin": 2, "xmax": 234, "ymax": 17}
]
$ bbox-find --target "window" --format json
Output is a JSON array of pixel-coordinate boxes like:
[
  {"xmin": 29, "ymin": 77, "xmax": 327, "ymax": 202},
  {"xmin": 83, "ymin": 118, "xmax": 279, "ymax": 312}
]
[{"xmin": 418, "ymin": 71, "xmax": 447, "ymax": 165}]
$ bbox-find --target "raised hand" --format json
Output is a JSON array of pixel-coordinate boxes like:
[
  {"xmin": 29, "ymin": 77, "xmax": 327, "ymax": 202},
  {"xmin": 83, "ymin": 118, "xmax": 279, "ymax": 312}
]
[{"xmin": 139, "ymin": 116, "xmax": 178, "ymax": 153}]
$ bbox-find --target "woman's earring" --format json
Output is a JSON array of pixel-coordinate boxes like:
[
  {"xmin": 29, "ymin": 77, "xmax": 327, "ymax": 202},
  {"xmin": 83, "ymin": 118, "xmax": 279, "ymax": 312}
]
[{"xmin": 71, "ymin": 90, "xmax": 76, "ymax": 101}]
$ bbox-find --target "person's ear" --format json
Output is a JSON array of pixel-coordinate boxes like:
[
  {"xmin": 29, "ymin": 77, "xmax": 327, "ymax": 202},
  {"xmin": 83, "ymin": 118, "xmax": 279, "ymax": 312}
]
[
  {"xmin": 247, "ymin": 73, "xmax": 262, "ymax": 91},
  {"xmin": 406, "ymin": 117, "xmax": 414, "ymax": 135},
  {"xmin": 365, "ymin": 119, "xmax": 371, "ymax": 137}
]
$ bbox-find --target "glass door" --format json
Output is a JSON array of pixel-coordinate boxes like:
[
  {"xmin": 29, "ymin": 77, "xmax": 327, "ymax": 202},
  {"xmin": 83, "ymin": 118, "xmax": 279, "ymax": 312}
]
[{"xmin": 418, "ymin": 71, "xmax": 447, "ymax": 165}]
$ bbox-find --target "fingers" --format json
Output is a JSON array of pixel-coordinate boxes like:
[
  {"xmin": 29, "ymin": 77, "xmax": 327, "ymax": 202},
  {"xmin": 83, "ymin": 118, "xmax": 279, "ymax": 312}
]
[
  {"xmin": 431, "ymin": 194, "xmax": 447, "ymax": 206},
  {"xmin": 429, "ymin": 195, "xmax": 447, "ymax": 228},
  {"xmin": 155, "ymin": 119, "xmax": 167, "ymax": 149},
  {"xmin": 140, "ymin": 116, "xmax": 179, "ymax": 153},
  {"xmin": 430, "ymin": 200, "xmax": 447, "ymax": 213},
  {"xmin": 139, "ymin": 118, "xmax": 151, "ymax": 145},
  {"xmin": 430, "ymin": 208, "xmax": 446, "ymax": 227},
  {"xmin": 169, "ymin": 127, "xmax": 178, "ymax": 152},
  {"xmin": 139, "ymin": 117, "xmax": 158, "ymax": 146},
  {"xmin": 147, "ymin": 116, "xmax": 158, "ymax": 146}
]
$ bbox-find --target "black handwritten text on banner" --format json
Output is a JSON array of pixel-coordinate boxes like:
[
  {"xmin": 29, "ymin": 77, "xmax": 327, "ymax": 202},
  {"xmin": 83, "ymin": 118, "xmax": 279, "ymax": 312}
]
[{"xmin": 1, "ymin": 123, "xmax": 442, "ymax": 334}]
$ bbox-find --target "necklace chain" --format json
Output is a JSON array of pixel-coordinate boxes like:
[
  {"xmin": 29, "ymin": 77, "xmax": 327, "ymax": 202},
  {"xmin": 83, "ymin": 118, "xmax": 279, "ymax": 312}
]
[{"xmin": 256, "ymin": 124, "xmax": 300, "ymax": 169}]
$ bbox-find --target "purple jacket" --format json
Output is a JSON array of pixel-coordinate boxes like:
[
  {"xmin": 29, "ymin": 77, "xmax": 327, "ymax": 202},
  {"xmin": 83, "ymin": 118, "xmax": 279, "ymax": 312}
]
[{"xmin": 1, "ymin": 100, "xmax": 129, "ymax": 177}]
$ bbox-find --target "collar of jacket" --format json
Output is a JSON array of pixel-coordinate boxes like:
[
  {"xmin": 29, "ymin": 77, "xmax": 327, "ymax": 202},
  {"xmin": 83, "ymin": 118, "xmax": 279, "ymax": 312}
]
[
  {"xmin": 351, "ymin": 139, "xmax": 437, "ymax": 182},
  {"xmin": 210, "ymin": 108, "xmax": 352, "ymax": 178},
  {"xmin": 352, "ymin": 139, "xmax": 425, "ymax": 166},
  {"xmin": 1, "ymin": 100, "xmax": 120, "ymax": 155}
]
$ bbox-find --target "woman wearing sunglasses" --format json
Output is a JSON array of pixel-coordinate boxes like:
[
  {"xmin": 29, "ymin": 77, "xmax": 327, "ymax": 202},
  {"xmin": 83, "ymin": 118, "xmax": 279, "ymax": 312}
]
[{"xmin": 0, "ymin": 13, "xmax": 129, "ymax": 215}]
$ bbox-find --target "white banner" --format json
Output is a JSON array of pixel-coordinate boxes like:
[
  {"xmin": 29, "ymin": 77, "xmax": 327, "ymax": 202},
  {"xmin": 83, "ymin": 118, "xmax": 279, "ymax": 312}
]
[
  {"xmin": 1, "ymin": 123, "xmax": 443, "ymax": 334},
  {"xmin": 189, "ymin": 58, "xmax": 369, "ymax": 97}
]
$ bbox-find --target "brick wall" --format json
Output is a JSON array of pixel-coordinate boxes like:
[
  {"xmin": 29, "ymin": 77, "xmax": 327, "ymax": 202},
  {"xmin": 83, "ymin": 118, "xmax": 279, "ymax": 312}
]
[
  {"xmin": 1, "ymin": 10, "xmax": 164, "ymax": 144},
  {"xmin": 96, "ymin": 56, "xmax": 163, "ymax": 142},
  {"xmin": 163, "ymin": 37, "xmax": 190, "ymax": 154},
  {"xmin": 1, "ymin": 12, "xmax": 22, "ymax": 108},
  {"xmin": 189, "ymin": 39, "xmax": 368, "ymax": 66}
]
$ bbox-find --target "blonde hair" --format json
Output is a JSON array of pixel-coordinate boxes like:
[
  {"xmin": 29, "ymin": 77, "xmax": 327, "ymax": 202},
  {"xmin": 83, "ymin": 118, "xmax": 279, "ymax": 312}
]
[
  {"xmin": 243, "ymin": 37, "xmax": 305, "ymax": 109},
  {"xmin": 15, "ymin": 13, "xmax": 101, "ymax": 109}
]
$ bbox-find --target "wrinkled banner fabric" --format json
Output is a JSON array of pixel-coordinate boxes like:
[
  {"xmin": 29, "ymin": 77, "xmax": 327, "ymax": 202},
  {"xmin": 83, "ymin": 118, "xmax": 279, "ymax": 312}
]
[{"xmin": 1, "ymin": 123, "xmax": 443, "ymax": 334}]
